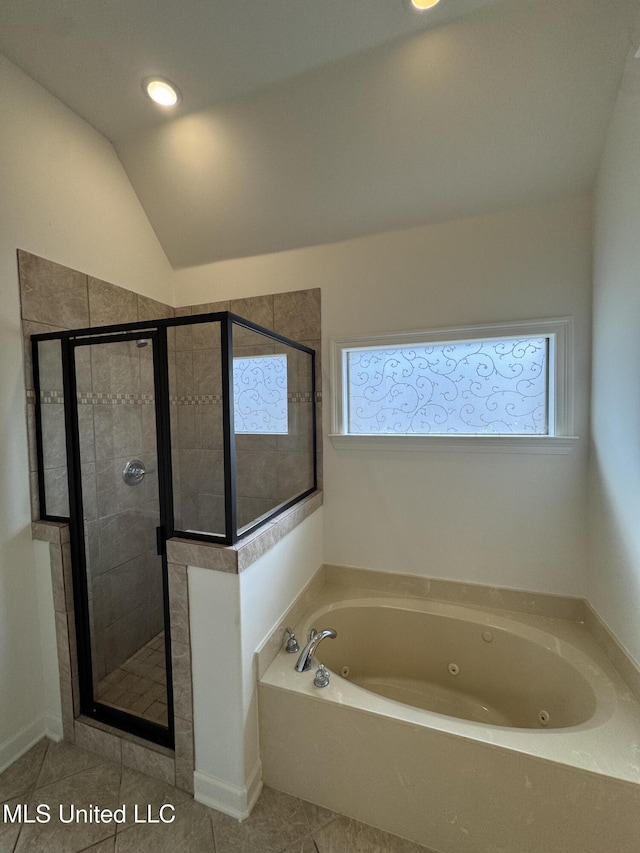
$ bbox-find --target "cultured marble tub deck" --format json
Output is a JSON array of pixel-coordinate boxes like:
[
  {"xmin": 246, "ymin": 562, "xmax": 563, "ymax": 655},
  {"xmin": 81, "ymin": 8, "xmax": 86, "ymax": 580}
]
[
  {"xmin": 0, "ymin": 738, "xmax": 437, "ymax": 853},
  {"xmin": 258, "ymin": 579, "xmax": 640, "ymax": 852},
  {"xmin": 262, "ymin": 582, "xmax": 640, "ymax": 785}
]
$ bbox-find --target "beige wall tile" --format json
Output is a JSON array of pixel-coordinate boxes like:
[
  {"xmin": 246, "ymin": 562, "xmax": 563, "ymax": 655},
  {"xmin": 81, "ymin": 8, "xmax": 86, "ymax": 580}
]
[
  {"xmin": 74, "ymin": 720, "xmax": 122, "ymax": 764},
  {"xmin": 171, "ymin": 641, "xmax": 193, "ymax": 721},
  {"xmin": 88, "ymin": 277, "xmax": 138, "ymax": 326},
  {"xmin": 173, "ymin": 715, "xmax": 194, "ymax": 793},
  {"xmin": 189, "ymin": 300, "xmax": 229, "ymax": 315},
  {"xmin": 31, "ymin": 520, "xmax": 68, "ymax": 544},
  {"xmin": 137, "ymin": 294, "xmax": 174, "ymax": 322},
  {"xmin": 235, "ymin": 522, "xmax": 279, "ymax": 571},
  {"xmin": 166, "ymin": 538, "xmax": 237, "ymax": 572},
  {"xmin": 49, "ymin": 543, "xmax": 65, "ymax": 613},
  {"xmin": 276, "ymin": 452, "xmax": 314, "ymax": 502},
  {"xmin": 18, "ymin": 250, "xmax": 89, "ymax": 328},
  {"xmin": 230, "ymin": 295, "xmax": 274, "ymax": 346},
  {"xmin": 273, "ymin": 289, "xmax": 320, "ymax": 341},
  {"xmin": 121, "ymin": 740, "xmax": 175, "ymax": 787},
  {"xmin": 29, "ymin": 471, "xmax": 40, "ymax": 521},
  {"xmin": 23, "ymin": 320, "xmax": 66, "ymax": 391},
  {"xmin": 236, "ymin": 450, "xmax": 278, "ymax": 501},
  {"xmin": 167, "ymin": 564, "xmax": 189, "ymax": 646},
  {"xmin": 193, "ymin": 348, "xmax": 220, "ymax": 395},
  {"xmin": 192, "ymin": 320, "xmax": 221, "ymax": 351}
]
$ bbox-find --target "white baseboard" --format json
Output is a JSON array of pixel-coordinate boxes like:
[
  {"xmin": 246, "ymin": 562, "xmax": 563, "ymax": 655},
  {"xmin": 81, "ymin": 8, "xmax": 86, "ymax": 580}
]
[
  {"xmin": 193, "ymin": 760, "xmax": 263, "ymax": 820},
  {"xmin": 0, "ymin": 716, "xmax": 48, "ymax": 775}
]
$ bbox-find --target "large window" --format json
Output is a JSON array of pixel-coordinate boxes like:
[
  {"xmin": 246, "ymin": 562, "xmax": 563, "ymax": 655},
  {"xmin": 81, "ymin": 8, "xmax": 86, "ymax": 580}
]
[{"xmin": 331, "ymin": 319, "xmax": 574, "ymax": 450}]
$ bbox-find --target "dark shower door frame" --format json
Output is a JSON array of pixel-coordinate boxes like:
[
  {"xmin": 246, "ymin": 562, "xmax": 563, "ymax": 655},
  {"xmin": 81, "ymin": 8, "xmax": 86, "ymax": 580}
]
[
  {"xmin": 31, "ymin": 310, "xmax": 317, "ymax": 748},
  {"xmin": 61, "ymin": 328, "xmax": 175, "ymax": 749}
]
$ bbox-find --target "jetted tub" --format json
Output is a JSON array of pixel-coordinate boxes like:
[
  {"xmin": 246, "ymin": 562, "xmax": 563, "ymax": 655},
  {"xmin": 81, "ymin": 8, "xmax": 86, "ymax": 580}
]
[
  {"xmin": 310, "ymin": 600, "xmax": 598, "ymax": 729},
  {"xmin": 258, "ymin": 583, "xmax": 640, "ymax": 852}
]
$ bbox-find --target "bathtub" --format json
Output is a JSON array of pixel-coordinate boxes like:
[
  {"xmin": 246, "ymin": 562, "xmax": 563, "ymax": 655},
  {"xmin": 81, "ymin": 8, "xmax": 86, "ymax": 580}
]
[
  {"xmin": 258, "ymin": 578, "xmax": 640, "ymax": 853},
  {"xmin": 308, "ymin": 600, "xmax": 602, "ymax": 730}
]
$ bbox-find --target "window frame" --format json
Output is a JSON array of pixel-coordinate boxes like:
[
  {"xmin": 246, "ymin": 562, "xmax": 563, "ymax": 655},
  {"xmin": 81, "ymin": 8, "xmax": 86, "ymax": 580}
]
[{"xmin": 330, "ymin": 317, "xmax": 577, "ymax": 454}]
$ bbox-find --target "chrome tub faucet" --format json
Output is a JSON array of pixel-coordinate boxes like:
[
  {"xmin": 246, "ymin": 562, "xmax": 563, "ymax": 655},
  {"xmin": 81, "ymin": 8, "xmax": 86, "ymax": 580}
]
[{"xmin": 295, "ymin": 627, "xmax": 337, "ymax": 672}]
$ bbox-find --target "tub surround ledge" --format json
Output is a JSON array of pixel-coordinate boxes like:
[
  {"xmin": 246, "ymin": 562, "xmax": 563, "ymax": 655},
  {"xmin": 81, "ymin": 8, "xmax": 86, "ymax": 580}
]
[
  {"xmin": 257, "ymin": 564, "xmax": 640, "ymax": 713},
  {"xmin": 31, "ymin": 520, "xmax": 70, "ymax": 544}
]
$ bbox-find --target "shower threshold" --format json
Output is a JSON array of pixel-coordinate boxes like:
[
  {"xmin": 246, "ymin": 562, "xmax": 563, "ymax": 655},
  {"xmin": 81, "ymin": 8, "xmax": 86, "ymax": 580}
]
[{"xmin": 95, "ymin": 633, "xmax": 168, "ymax": 725}]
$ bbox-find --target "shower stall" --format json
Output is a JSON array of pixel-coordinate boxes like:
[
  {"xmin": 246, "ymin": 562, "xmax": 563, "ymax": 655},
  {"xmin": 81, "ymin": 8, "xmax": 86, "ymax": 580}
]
[{"xmin": 31, "ymin": 312, "xmax": 317, "ymax": 748}]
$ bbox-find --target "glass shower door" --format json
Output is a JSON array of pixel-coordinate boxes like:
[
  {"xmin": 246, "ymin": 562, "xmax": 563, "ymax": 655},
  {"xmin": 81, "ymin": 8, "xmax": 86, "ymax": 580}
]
[{"xmin": 68, "ymin": 330, "xmax": 173, "ymax": 742}]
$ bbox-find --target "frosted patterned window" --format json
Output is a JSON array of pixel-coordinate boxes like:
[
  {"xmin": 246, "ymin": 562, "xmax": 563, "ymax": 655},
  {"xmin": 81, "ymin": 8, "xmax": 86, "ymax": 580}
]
[
  {"xmin": 233, "ymin": 354, "xmax": 288, "ymax": 434},
  {"xmin": 346, "ymin": 338, "xmax": 548, "ymax": 435}
]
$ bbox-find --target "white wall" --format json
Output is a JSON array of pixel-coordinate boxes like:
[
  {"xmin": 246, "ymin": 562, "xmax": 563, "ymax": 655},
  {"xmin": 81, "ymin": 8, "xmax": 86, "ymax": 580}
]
[
  {"xmin": 189, "ymin": 509, "xmax": 323, "ymax": 817},
  {"xmin": 174, "ymin": 193, "xmax": 593, "ymax": 597},
  {"xmin": 239, "ymin": 509, "xmax": 323, "ymax": 778},
  {"xmin": 589, "ymin": 81, "xmax": 640, "ymax": 665},
  {"xmin": 0, "ymin": 53, "xmax": 173, "ymax": 763},
  {"xmin": 32, "ymin": 540, "xmax": 63, "ymax": 742}
]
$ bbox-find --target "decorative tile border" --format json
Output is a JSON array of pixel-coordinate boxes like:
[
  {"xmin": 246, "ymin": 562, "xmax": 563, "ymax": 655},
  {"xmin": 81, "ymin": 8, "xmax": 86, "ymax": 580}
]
[
  {"xmin": 170, "ymin": 394, "xmax": 222, "ymax": 405},
  {"xmin": 76, "ymin": 391, "xmax": 155, "ymax": 405},
  {"xmin": 39, "ymin": 390, "xmax": 156, "ymax": 405},
  {"xmin": 38, "ymin": 390, "xmax": 317, "ymax": 405}
]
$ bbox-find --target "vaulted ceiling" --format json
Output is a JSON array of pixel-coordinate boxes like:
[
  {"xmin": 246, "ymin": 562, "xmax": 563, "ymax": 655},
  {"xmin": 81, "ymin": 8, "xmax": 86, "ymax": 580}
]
[{"xmin": 1, "ymin": 0, "xmax": 638, "ymax": 267}]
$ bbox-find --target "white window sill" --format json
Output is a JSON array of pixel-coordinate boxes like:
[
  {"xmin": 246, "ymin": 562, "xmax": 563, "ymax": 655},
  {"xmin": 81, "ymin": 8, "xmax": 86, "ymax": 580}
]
[{"xmin": 329, "ymin": 434, "xmax": 579, "ymax": 454}]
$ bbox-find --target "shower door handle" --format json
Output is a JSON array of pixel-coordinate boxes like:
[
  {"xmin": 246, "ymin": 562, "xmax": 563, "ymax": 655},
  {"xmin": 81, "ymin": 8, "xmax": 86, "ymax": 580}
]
[{"xmin": 156, "ymin": 525, "xmax": 166, "ymax": 556}]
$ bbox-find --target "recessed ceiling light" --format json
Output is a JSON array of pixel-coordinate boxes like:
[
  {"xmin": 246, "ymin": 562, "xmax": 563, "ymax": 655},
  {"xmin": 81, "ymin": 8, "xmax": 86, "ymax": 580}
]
[
  {"xmin": 410, "ymin": 0, "xmax": 441, "ymax": 10},
  {"xmin": 143, "ymin": 77, "xmax": 181, "ymax": 107}
]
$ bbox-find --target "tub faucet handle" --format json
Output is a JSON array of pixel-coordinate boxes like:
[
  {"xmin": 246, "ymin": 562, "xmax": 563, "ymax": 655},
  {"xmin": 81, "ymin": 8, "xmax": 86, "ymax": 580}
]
[
  {"xmin": 314, "ymin": 664, "xmax": 330, "ymax": 688},
  {"xmin": 284, "ymin": 627, "xmax": 300, "ymax": 654}
]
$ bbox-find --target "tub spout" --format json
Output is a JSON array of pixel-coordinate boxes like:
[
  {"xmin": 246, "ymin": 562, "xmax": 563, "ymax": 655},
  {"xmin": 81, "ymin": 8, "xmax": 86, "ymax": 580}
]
[{"xmin": 295, "ymin": 628, "xmax": 337, "ymax": 672}]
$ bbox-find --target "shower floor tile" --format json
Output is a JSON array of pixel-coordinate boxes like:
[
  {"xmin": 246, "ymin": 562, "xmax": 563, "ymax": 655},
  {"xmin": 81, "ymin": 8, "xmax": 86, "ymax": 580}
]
[
  {"xmin": 0, "ymin": 738, "xmax": 437, "ymax": 852},
  {"xmin": 96, "ymin": 632, "xmax": 167, "ymax": 725}
]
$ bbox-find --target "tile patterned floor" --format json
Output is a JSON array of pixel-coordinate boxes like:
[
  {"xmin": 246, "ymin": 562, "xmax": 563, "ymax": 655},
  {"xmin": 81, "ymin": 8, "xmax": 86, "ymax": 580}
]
[
  {"xmin": 96, "ymin": 633, "xmax": 168, "ymax": 725},
  {"xmin": 0, "ymin": 738, "xmax": 437, "ymax": 852}
]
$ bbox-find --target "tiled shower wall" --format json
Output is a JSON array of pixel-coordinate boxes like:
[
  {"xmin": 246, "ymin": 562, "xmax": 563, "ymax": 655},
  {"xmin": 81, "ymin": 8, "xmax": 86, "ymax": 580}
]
[
  {"xmin": 20, "ymin": 251, "xmax": 175, "ymax": 681},
  {"xmin": 173, "ymin": 291, "xmax": 321, "ymax": 533},
  {"xmin": 20, "ymin": 250, "xmax": 175, "ymax": 521},
  {"xmin": 80, "ymin": 338, "xmax": 165, "ymax": 680},
  {"xmin": 170, "ymin": 320, "xmax": 226, "ymax": 534}
]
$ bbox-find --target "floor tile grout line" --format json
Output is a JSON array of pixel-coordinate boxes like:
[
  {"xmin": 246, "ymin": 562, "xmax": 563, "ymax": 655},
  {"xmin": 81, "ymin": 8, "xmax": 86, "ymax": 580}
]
[
  {"xmin": 74, "ymin": 827, "xmax": 118, "ymax": 853},
  {"xmin": 32, "ymin": 756, "xmax": 120, "ymax": 795},
  {"xmin": 2, "ymin": 734, "xmax": 54, "ymax": 853},
  {"xmin": 209, "ymin": 809, "xmax": 217, "ymax": 853},
  {"xmin": 274, "ymin": 813, "xmax": 341, "ymax": 853},
  {"xmin": 114, "ymin": 761, "xmax": 127, "ymax": 836},
  {"xmin": 31, "ymin": 736, "xmax": 52, "ymax": 792}
]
